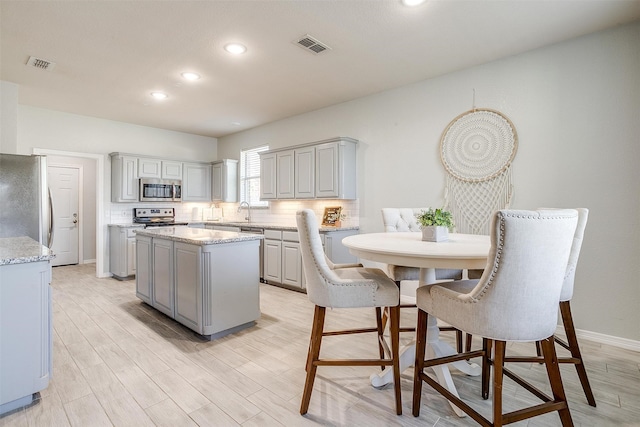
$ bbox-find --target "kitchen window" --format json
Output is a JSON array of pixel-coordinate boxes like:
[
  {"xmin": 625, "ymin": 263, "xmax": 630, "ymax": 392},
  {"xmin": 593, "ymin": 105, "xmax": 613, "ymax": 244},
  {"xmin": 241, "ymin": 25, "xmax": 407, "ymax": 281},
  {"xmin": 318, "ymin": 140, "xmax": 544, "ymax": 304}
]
[{"xmin": 240, "ymin": 145, "xmax": 269, "ymax": 207}]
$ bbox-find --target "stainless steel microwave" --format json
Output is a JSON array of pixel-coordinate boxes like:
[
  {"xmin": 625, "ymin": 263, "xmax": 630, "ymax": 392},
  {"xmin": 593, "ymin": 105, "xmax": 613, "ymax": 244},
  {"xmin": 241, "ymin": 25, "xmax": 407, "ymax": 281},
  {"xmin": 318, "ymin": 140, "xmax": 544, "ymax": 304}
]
[{"xmin": 139, "ymin": 178, "xmax": 182, "ymax": 202}]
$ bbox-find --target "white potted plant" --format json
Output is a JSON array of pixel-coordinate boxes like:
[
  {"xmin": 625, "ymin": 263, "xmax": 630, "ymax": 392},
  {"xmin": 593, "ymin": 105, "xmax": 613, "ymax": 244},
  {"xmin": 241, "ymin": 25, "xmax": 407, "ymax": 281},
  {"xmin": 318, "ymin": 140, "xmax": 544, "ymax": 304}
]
[{"xmin": 416, "ymin": 208, "xmax": 454, "ymax": 242}]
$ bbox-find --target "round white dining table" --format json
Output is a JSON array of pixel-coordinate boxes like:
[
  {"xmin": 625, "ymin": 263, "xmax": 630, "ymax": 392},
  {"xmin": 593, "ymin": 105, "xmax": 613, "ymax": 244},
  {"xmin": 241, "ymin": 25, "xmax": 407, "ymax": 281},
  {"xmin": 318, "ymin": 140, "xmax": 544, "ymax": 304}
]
[{"xmin": 342, "ymin": 232, "xmax": 491, "ymax": 417}]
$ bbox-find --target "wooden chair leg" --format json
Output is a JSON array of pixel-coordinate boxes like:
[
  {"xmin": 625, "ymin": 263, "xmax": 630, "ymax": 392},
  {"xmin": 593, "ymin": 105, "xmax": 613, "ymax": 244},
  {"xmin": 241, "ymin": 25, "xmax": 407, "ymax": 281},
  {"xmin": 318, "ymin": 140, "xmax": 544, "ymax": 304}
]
[
  {"xmin": 375, "ymin": 307, "xmax": 386, "ymax": 370},
  {"xmin": 412, "ymin": 308, "xmax": 428, "ymax": 417},
  {"xmin": 560, "ymin": 301, "xmax": 596, "ymax": 407},
  {"xmin": 389, "ymin": 305, "xmax": 402, "ymax": 415},
  {"xmin": 493, "ymin": 340, "xmax": 506, "ymax": 426},
  {"xmin": 481, "ymin": 338, "xmax": 492, "ymax": 399},
  {"xmin": 300, "ymin": 305, "xmax": 325, "ymax": 415},
  {"xmin": 466, "ymin": 333, "xmax": 473, "ymax": 352},
  {"xmin": 535, "ymin": 340, "xmax": 542, "ymax": 357},
  {"xmin": 540, "ymin": 336, "xmax": 574, "ymax": 426},
  {"xmin": 455, "ymin": 329, "xmax": 463, "ymax": 353}
]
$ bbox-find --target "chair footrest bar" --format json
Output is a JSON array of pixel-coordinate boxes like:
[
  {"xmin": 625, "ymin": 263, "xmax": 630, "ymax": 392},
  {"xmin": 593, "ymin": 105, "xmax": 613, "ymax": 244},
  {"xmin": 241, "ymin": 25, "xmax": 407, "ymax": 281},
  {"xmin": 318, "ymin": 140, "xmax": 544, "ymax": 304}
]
[
  {"xmin": 422, "ymin": 350, "xmax": 485, "ymax": 368},
  {"xmin": 315, "ymin": 359, "xmax": 394, "ymax": 367},
  {"xmin": 323, "ymin": 327, "xmax": 379, "ymax": 336},
  {"xmin": 502, "ymin": 367, "xmax": 553, "ymax": 402}
]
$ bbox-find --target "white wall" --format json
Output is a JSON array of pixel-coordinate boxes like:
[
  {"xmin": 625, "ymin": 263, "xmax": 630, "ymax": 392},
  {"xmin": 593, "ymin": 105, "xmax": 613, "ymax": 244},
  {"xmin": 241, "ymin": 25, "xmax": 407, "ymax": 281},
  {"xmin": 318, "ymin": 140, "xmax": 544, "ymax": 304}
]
[{"xmin": 219, "ymin": 23, "xmax": 640, "ymax": 343}]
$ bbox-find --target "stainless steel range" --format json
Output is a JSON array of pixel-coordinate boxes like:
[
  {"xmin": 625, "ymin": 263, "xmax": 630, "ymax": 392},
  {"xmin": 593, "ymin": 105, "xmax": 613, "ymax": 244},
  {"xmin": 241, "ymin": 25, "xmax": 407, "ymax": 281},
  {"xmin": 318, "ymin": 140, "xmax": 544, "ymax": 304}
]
[{"xmin": 133, "ymin": 208, "xmax": 188, "ymax": 228}]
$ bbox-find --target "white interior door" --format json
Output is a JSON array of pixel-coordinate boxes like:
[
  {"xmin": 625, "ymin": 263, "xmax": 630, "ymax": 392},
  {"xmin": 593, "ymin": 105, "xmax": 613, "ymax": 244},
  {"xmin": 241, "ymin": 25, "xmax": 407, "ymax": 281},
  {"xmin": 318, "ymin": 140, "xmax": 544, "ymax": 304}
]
[{"xmin": 48, "ymin": 166, "xmax": 79, "ymax": 266}]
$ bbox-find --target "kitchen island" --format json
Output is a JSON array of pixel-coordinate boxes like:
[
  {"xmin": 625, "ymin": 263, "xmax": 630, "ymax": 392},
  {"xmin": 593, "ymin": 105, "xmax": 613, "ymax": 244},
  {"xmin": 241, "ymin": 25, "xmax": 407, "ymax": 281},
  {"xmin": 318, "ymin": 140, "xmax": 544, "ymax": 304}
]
[
  {"xmin": 134, "ymin": 227, "xmax": 262, "ymax": 339},
  {"xmin": 0, "ymin": 237, "xmax": 55, "ymax": 415}
]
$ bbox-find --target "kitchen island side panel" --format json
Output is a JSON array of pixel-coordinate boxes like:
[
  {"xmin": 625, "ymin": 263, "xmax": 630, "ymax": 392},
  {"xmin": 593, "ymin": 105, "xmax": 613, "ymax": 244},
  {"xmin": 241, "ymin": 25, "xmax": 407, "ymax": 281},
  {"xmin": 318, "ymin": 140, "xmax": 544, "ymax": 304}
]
[{"xmin": 202, "ymin": 240, "xmax": 260, "ymax": 336}]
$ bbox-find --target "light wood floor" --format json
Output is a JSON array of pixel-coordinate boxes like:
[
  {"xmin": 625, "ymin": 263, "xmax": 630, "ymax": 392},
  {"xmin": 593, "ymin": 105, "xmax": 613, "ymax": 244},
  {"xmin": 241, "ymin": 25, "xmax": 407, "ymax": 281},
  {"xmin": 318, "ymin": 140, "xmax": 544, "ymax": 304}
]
[{"xmin": 1, "ymin": 263, "xmax": 639, "ymax": 426}]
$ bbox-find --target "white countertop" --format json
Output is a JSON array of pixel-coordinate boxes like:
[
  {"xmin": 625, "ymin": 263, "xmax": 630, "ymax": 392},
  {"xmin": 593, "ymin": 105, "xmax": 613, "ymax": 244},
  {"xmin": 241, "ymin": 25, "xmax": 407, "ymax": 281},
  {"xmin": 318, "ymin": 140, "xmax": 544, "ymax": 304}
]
[
  {"xmin": 134, "ymin": 227, "xmax": 264, "ymax": 246},
  {"xmin": 0, "ymin": 236, "xmax": 56, "ymax": 266}
]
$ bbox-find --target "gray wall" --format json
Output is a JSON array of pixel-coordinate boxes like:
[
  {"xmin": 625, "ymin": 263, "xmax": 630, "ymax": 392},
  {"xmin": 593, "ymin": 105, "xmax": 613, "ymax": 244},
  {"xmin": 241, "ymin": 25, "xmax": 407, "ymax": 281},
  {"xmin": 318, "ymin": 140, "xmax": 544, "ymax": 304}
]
[{"xmin": 218, "ymin": 23, "xmax": 640, "ymax": 343}]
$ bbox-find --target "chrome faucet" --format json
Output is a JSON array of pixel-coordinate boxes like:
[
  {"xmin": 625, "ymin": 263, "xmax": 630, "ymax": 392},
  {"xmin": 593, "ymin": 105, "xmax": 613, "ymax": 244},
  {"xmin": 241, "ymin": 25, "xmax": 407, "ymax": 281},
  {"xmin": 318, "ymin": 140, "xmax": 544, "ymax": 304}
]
[{"xmin": 238, "ymin": 201, "xmax": 251, "ymax": 224}]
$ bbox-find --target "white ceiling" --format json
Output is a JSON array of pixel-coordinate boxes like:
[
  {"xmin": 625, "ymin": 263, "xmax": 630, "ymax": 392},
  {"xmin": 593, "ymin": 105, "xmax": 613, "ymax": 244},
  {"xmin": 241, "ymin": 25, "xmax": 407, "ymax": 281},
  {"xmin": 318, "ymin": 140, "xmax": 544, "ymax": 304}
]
[{"xmin": 2, "ymin": 1, "xmax": 639, "ymax": 138}]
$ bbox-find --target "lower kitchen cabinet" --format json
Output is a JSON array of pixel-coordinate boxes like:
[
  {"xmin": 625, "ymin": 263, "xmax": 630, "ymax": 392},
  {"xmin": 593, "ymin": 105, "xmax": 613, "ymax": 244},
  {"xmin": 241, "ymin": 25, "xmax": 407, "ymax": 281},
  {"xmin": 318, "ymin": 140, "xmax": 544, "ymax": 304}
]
[
  {"xmin": 109, "ymin": 225, "xmax": 143, "ymax": 280},
  {"xmin": 0, "ymin": 260, "xmax": 52, "ymax": 415},
  {"xmin": 151, "ymin": 237, "xmax": 174, "ymax": 318},
  {"xmin": 263, "ymin": 228, "xmax": 357, "ymax": 291},
  {"xmin": 135, "ymin": 235, "xmax": 152, "ymax": 304}
]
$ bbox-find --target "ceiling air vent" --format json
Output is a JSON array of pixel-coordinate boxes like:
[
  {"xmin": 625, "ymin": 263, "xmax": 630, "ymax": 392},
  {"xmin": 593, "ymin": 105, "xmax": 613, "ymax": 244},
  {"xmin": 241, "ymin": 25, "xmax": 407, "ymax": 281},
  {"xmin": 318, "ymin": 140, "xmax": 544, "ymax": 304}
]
[
  {"xmin": 26, "ymin": 56, "xmax": 56, "ymax": 71},
  {"xmin": 295, "ymin": 34, "xmax": 331, "ymax": 55}
]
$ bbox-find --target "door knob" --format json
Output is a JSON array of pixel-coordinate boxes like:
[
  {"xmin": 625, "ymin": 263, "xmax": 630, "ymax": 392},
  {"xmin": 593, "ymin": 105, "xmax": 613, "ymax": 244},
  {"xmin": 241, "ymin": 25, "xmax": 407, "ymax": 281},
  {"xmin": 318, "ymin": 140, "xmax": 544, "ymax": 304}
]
[
  {"xmin": 73, "ymin": 219, "xmax": 78, "ymax": 224},
  {"xmin": 73, "ymin": 213, "xmax": 78, "ymax": 224}
]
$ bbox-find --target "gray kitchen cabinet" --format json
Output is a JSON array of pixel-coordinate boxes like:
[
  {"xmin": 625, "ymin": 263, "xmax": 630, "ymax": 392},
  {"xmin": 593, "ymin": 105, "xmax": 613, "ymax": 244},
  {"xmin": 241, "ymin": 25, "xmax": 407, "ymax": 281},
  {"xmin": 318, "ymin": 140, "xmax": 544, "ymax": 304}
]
[
  {"xmin": 276, "ymin": 150, "xmax": 295, "ymax": 199},
  {"xmin": 259, "ymin": 137, "xmax": 357, "ymax": 200},
  {"xmin": 174, "ymin": 241, "xmax": 201, "ymax": 332},
  {"xmin": 315, "ymin": 139, "xmax": 357, "ymax": 199},
  {"xmin": 263, "ymin": 229, "xmax": 303, "ymax": 289},
  {"xmin": 322, "ymin": 229, "xmax": 359, "ymax": 264},
  {"xmin": 260, "ymin": 152, "xmax": 277, "ymax": 200},
  {"xmin": 151, "ymin": 237, "xmax": 174, "ymax": 317},
  {"xmin": 135, "ymin": 234, "xmax": 153, "ymax": 305},
  {"xmin": 110, "ymin": 153, "xmax": 138, "ymax": 202},
  {"xmin": 109, "ymin": 225, "xmax": 143, "ymax": 280},
  {"xmin": 182, "ymin": 162, "xmax": 212, "ymax": 202},
  {"xmin": 295, "ymin": 146, "xmax": 315, "ymax": 198},
  {"xmin": 135, "ymin": 230, "xmax": 261, "ymax": 337},
  {"xmin": 281, "ymin": 231, "xmax": 302, "ymax": 288},
  {"xmin": 0, "ymin": 260, "xmax": 52, "ymax": 415},
  {"xmin": 212, "ymin": 159, "xmax": 238, "ymax": 202},
  {"xmin": 263, "ymin": 229, "xmax": 282, "ymax": 284},
  {"xmin": 162, "ymin": 161, "xmax": 183, "ymax": 179},
  {"xmin": 138, "ymin": 158, "xmax": 162, "ymax": 178},
  {"xmin": 137, "ymin": 158, "xmax": 182, "ymax": 179}
]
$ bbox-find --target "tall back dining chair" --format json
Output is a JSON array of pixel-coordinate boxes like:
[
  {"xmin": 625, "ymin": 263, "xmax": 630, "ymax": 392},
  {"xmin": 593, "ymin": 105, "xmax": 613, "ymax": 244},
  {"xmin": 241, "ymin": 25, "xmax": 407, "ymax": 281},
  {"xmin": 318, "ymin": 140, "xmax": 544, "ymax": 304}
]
[
  {"xmin": 412, "ymin": 209, "xmax": 578, "ymax": 426},
  {"xmin": 296, "ymin": 209, "xmax": 403, "ymax": 416},
  {"xmin": 506, "ymin": 208, "xmax": 595, "ymax": 407}
]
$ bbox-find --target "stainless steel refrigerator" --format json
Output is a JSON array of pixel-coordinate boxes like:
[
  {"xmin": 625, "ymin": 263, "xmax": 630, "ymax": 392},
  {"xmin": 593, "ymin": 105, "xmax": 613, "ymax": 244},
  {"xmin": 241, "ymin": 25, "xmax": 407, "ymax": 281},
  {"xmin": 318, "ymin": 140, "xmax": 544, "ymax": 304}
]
[{"xmin": 0, "ymin": 153, "xmax": 53, "ymax": 247}]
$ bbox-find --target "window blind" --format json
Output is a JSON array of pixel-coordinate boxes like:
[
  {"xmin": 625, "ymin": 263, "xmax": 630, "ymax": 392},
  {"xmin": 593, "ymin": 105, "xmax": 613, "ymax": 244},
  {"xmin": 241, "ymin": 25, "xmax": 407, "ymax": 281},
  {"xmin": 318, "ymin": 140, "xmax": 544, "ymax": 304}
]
[{"xmin": 240, "ymin": 145, "xmax": 269, "ymax": 207}]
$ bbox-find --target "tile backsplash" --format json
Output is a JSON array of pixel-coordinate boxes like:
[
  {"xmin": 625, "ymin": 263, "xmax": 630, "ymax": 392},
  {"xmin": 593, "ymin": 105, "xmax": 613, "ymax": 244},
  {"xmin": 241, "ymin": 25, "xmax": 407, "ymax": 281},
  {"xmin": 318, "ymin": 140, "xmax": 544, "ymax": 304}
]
[{"xmin": 108, "ymin": 200, "xmax": 359, "ymax": 228}]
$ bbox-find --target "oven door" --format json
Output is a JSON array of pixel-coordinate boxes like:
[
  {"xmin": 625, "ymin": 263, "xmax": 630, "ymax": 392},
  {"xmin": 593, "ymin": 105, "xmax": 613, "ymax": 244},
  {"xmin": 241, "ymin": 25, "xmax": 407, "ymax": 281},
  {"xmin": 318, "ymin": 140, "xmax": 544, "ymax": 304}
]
[{"xmin": 139, "ymin": 179, "xmax": 182, "ymax": 202}]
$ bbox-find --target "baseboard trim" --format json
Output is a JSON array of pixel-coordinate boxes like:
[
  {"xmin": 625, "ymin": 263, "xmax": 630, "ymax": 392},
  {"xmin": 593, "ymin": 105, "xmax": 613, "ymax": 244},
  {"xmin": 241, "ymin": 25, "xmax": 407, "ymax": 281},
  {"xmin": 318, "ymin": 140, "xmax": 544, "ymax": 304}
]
[
  {"xmin": 400, "ymin": 283, "xmax": 640, "ymax": 352},
  {"xmin": 572, "ymin": 328, "xmax": 640, "ymax": 352}
]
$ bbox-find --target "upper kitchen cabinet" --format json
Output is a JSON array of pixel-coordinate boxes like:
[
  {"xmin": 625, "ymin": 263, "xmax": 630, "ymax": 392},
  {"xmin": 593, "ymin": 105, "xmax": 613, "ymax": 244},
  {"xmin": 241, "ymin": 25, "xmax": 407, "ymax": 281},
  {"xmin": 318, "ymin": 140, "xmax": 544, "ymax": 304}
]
[
  {"xmin": 260, "ymin": 152, "xmax": 277, "ymax": 200},
  {"xmin": 295, "ymin": 145, "xmax": 315, "ymax": 199},
  {"xmin": 211, "ymin": 159, "xmax": 238, "ymax": 202},
  {"xmin": 138, "ymin": 158, "xmax": 182, "ymax": 179},
  {"xmin": 259, "ymin": 137, "xmax": 357, "ymax": 200},
  {"xmin": 111, "ymin": 153, "xmax": 138, "ymax": 202},
  {"xmin": 315, "ymin": 139, "xmax": 357, "ymax": 199},
  {"xmin": 276, "ymin": 150, "xmax": 295, "ymax": 199},
  {"xmin": 182, "ymin": 162, "xmax": 211, "ymax": 202}
]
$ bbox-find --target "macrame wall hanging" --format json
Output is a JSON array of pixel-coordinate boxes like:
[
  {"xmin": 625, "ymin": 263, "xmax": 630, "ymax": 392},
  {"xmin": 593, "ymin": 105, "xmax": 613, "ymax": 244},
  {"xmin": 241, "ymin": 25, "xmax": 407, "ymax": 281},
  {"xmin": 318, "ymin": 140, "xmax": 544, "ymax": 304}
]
[{"xmin": 440, "ymin": 106, "xmax": 518, "ymax": 235}]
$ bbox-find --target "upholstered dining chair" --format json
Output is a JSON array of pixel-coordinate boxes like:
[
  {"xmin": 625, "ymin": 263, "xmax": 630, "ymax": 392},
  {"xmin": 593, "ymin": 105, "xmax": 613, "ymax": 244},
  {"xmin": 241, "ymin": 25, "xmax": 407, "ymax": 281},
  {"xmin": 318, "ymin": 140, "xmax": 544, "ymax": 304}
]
[
  {"xmin": 296, "ymin": 209, "xmax": 402, "ymax": 416},
  {"xmin": 505, "ymin": 208, "xmax": 595, "ymax": 407},
  {"xmin": 412, "ymin": 209, "xmax": 578, "ymax": 426},
  {"xmin": 381, "ymin": 208, "xmax": 463, "ymax": 352}
]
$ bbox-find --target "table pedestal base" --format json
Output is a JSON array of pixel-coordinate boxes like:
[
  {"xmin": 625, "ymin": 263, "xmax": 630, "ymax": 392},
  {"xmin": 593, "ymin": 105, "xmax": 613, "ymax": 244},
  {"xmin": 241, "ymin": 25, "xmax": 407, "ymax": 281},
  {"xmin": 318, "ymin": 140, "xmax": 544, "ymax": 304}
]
[{"xmin": 369, "ymin": 268, "xmax": 480, "ymax": 417}]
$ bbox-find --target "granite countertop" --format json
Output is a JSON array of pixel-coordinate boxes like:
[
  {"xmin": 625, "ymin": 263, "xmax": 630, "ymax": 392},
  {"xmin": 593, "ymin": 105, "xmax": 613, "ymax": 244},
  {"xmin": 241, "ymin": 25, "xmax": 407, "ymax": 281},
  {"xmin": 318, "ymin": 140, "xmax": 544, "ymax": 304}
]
[
  {"xmin": 108, "ymin": 223, "xmax": 145, "ymax": 228},
  {"xmin": 0, "ymin": 236, "xmax": 56, "ymax": 266},
  {"xmin": 134, "ymin": 227, "xmax": 264, "ymax": 246},
  {"xmin": 187, "ymin": 221, "xmax": 359, "ymax": 232}
]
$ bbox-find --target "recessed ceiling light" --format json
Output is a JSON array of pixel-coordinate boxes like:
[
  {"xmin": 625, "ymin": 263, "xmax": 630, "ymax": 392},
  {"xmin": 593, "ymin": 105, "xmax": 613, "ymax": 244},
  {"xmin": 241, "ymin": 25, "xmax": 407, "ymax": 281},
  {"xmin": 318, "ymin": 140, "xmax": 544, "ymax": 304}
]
[
  {"xmin": 224, "ymin": 43, "xmax": 247, "ymax": 55},
  {"xmin": 181, "ymin": 72, "xmax": 201, "ymax": 81},
  {"xmin": 402, "ymin": 0, "xmax": 426, "ymax": 6},
  {"xmin": 150, "ymin": 91, "xmax": 168, "ymax": 100}
]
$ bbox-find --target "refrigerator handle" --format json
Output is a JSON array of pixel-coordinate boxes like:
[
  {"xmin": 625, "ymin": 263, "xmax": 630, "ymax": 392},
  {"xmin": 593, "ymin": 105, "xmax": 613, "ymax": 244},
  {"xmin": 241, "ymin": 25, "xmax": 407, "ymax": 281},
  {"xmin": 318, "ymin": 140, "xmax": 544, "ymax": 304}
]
[{"xmin": 48, "ymin": 187, "xmax": 55, "ymax": 249}]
